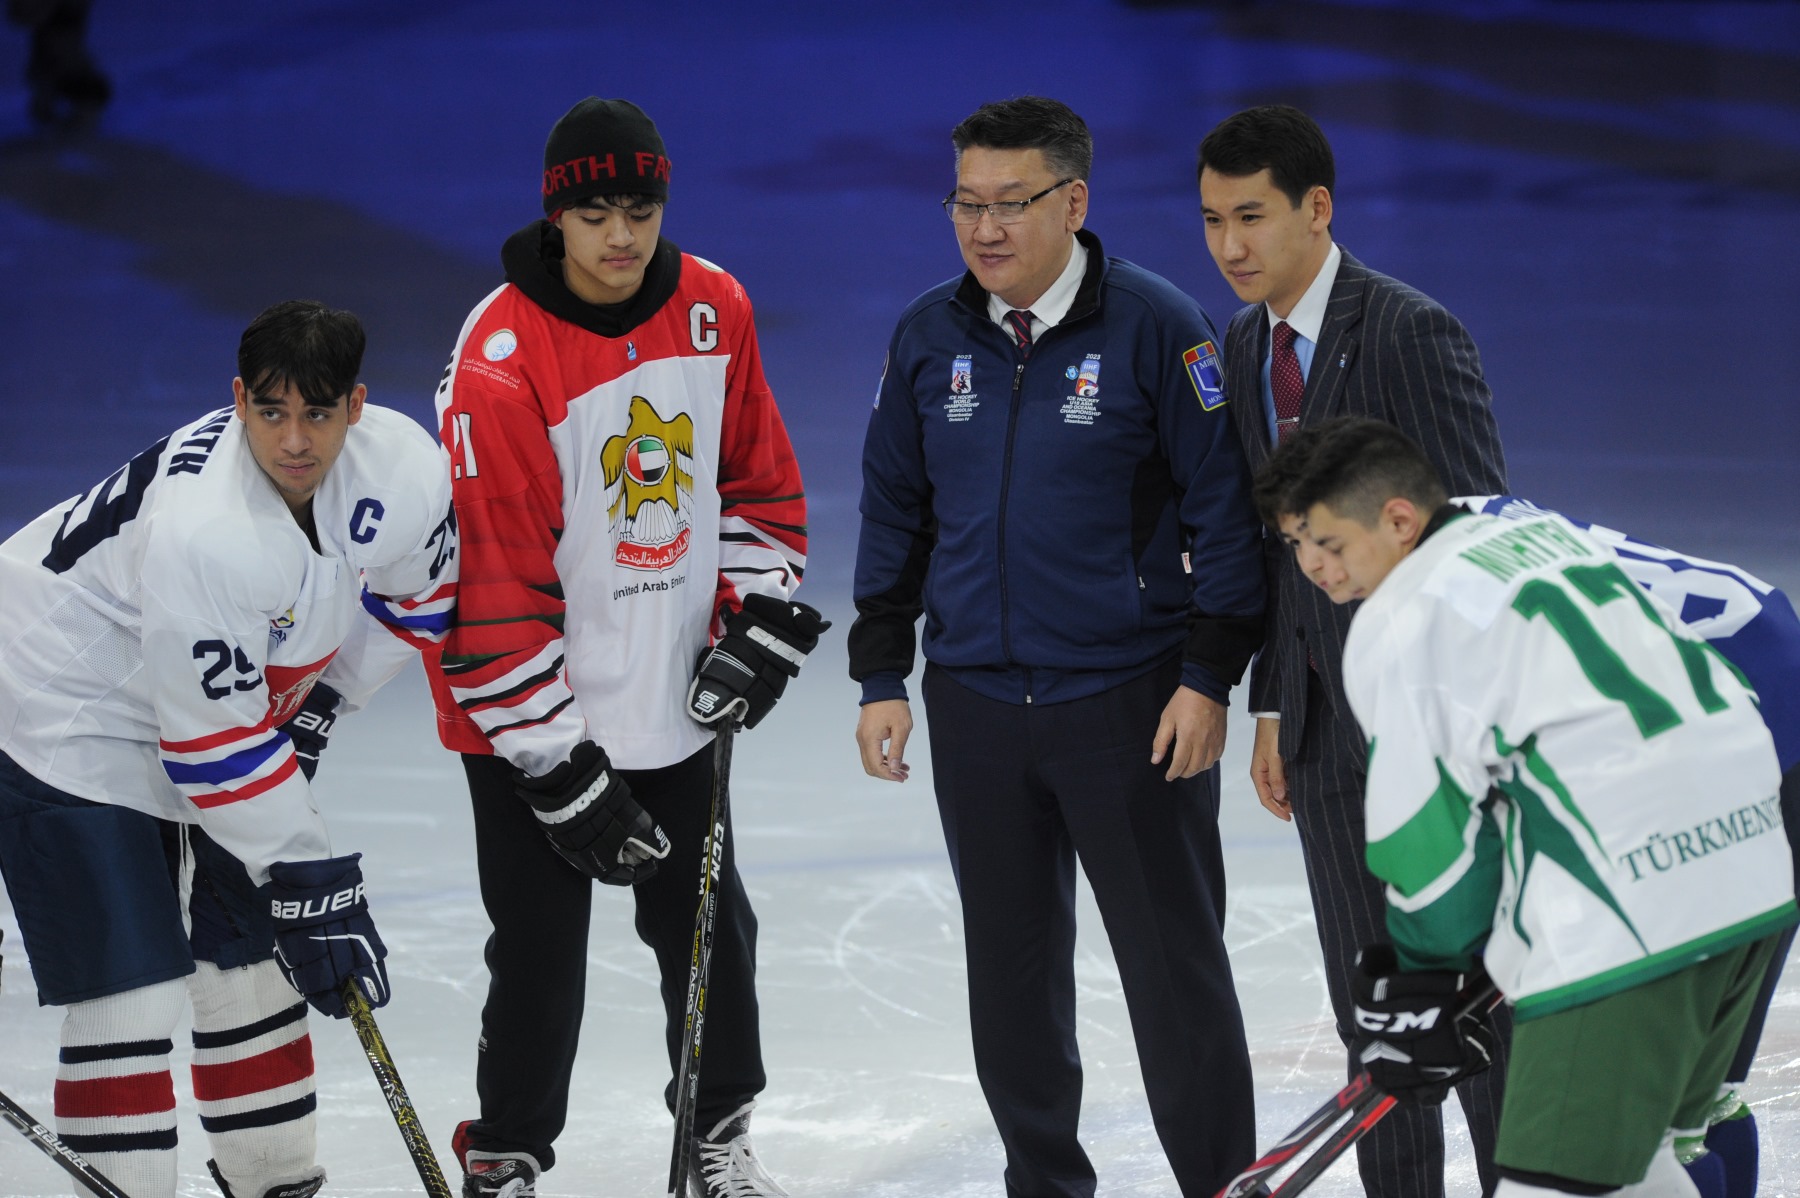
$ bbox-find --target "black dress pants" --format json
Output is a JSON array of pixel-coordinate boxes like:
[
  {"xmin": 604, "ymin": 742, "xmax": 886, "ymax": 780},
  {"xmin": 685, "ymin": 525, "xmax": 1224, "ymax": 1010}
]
[
  {"xmin": 923, "ymin": 658, "xmax": 1255, "ymax": 1198},
  {"xmin": 458, "ymin": 743, "xmax": 764, "ymax": 1170},
  {"xmin": 1287, "ymin": 677, "xmax": 1509, "ymax": 1198}
]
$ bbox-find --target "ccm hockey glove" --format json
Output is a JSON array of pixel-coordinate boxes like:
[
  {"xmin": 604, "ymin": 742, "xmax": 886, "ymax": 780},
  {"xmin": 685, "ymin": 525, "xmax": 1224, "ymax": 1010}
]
[
  {"xmin": 1351, "ymin": 944, "xmax": 1496, "ymax": 1106},
  {"xmin": 278, "ymin": 681, "xmax": 341, "ymax": 782},
  {"xmin": 687, "ymin": 594, "xmax": 831, "ymax": 729},
  {"xmin": 267, "ymin": 853, "xmax": 389, "ymax": 1019},
  {"xmin": 515, "ymin": 741, "xmax": 670, "ymax": 886}
]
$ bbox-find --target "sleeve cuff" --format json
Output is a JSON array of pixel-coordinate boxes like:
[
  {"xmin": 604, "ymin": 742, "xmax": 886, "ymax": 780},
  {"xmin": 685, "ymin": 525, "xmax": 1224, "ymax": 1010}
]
[
  {"xmin": 859, "ymin": 672, "xmax": 909, "ymax": 705},
  {"xmin": 1179, "ymin": 662, "xmax": 1229, "ymax": 705},
  {"xmin": 1250, "ymin": 711, "xmax": 1281, "ymax": 720}
]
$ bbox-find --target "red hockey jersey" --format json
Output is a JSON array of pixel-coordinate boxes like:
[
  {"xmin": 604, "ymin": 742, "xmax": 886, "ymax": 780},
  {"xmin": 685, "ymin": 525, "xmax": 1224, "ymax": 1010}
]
[{"xmin": 427, "ymin": 240, "xmax": 807, "ymax": 775}]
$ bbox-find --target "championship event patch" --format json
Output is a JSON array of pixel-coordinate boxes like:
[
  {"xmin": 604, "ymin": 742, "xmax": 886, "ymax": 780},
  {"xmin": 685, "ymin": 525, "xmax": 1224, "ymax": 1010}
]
[
  {"xmin": 1183, "ymin": 342, "xmax": 1225, "ymax": 410},
  {"xmin": 950, "ymin": 354, "xmax": 972, "ymax": 395}
]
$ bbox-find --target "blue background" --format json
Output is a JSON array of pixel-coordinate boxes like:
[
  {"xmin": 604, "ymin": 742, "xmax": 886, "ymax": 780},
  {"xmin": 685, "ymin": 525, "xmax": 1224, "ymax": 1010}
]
[{"xmin": 2, "ymin": 0, "xmax": 1796, "ymax": 597}]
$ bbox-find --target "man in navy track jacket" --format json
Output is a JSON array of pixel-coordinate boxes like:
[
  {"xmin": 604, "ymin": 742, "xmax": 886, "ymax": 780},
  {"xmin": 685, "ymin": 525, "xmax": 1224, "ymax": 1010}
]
[{"xmin": 848, "ymin": 96, "xmax": 1266, "ymax": 1198}]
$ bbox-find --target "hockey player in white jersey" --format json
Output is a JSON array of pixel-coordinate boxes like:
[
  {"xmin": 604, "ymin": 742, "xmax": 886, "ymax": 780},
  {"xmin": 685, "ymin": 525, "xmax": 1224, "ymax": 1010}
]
[
  {"xmin": 0, "ymin": 301, "xmax": 457, "ymax": 1198},
  {"xmin": 1253, "ymin": 418, "xmax": 1795, "ymax": 1198},
  {"xmin": 1458, "ymin": 494, "xmax": 1800, "ymax": 1198}
]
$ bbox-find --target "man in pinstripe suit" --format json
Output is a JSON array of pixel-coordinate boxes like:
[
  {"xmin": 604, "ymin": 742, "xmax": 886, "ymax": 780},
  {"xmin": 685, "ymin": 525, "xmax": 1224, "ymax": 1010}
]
[{"xmin": 1198, "ymin": 105, "xmax": 1511, "ymax": 1198}]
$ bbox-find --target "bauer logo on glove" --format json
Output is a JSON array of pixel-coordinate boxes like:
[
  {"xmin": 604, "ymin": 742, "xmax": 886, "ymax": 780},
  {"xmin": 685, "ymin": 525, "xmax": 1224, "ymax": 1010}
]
[
  {"xmin": 270, "ymin": 880, "xmax": 367, "ymax": 921},
  {"xmin": 278, "ymin": 680, "xmax": 342, "ymax": 783},
  {"xmin": 686, "ymin": 593, "xmax": 830, "ymax": 729},
  {"xmin": 265, "ymin": 853, "xmax": 390, "ymax": 1020}
]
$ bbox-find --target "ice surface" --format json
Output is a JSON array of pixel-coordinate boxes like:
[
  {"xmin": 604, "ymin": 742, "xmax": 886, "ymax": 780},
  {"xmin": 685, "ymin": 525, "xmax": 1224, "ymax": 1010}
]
[{"xmin": 4, "ymin": 640, "xmax": 1796, "ymax": 1197}]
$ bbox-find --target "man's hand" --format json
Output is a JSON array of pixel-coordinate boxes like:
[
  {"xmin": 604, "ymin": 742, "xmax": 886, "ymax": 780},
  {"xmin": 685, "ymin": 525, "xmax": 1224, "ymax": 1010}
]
[
  {"xmin": 1251, "ymin": 716, "xmax": 1291, "ymax": 820},
  {"xmin": 1351, "ymin": 944, "xmax": 1497, "ymax": 1106},
  {"xmin": 686, "ymin": 594, "xmax": 830, "ymax": 729},
  {"xmin": 266, "ymin": 853, "xmax": 389, "ymax": 1019},
  {"xmin": 1150, "ymin": 686, "xmax": 1226, "ymax": 781},
  {"xmin": 515, "ymin": 741, "xmax": 670, "ymax": 885},
  {"xmin": 279, "ymin": 681, "xmax": 342, "ymax": 782},
  {"xmin": 856, "ymin": 699, "xmax": 913, "ymax": 782}
]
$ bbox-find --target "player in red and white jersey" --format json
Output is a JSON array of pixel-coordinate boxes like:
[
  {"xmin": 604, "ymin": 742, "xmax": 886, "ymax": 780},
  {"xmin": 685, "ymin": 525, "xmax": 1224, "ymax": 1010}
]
[
  {"xmin": 426, "ymin": 99, "xmax": 823, "ymax": 1198},
  {"xmin": 0, "ymin": 301, "xmax": 456, "ymax": 1198}
]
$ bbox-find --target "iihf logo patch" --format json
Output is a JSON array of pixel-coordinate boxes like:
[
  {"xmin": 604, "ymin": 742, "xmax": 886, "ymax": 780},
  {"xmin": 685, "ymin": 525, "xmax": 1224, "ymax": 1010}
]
[
  {"xmin": 950, "ymin": 355, "xmax": 972, "ymax": 395},
  {"xmin": 483, "ymin": 329, "xmax": 518, "ymax": 361},
  {"xmin": 627, "ymin": 341, "xmax": 638, "ymax": 361},
  {"xmin": 1076, "ymin": 354, "xmax": 1101, "ymax": 397}
]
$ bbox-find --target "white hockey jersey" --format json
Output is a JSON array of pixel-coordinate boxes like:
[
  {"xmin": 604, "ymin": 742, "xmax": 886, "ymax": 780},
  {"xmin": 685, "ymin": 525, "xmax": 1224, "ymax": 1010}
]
[
  {"xmin": 1462, "ymin": 495, "xmax": 1800, "ymax": 771},
  {"xmin": 0, "ymin": 404, "xmax": 456, "ymax": 883},
  {"xmin": 1344, "ymin": 510, "xmax": 1795, "ymax": 1019}
]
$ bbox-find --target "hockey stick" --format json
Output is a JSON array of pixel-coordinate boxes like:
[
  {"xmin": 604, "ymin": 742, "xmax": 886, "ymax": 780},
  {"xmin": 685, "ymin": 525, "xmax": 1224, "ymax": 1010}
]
[
  {"xmin": 1216, "ymin": 981, "xmax": 1501, "ymax": 1198},
  {"xmin": 0, "ymin": 1087, "xmax": 134, "ymax": 1198},
  {"xmin": 1261, "ymin": 1087, "xmax": 1397, "ymax": 1198},
  {"xmin": 668, "ymin": 721, "xmax": 737, "ymax": 1198},
  {"xmin": 341, "ymin": 978, "xmax": 455, "ymax": 1198},
  {"xmin": 1215, "ymin": 1070, "xmax": 1385, "ymax": 1198}
]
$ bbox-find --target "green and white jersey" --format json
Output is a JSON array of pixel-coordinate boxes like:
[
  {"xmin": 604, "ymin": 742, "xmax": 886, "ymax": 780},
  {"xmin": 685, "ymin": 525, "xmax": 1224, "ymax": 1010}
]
[{"xmin": 1343, "ymin": 510, "xmax": 1796, "ymax": 1020}]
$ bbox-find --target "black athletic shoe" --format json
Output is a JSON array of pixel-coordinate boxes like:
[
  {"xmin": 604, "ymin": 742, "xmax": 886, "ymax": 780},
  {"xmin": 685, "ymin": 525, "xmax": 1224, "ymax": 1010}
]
[
  {"xmin": 452, "ymin": 1119, "xmax": 539, "ymax": 1198},
  {"xmin": 688, "ymin": 1102, "xmax": 789, "ymax": 1198}
]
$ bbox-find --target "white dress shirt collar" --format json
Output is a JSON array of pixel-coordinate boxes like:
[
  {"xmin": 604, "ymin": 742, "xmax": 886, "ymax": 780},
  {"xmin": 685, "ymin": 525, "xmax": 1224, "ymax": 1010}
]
[
  {"xmin": 988, "ymin": 237, "xmax": 1088, "ymax": 334},
  {"xmin": 1264, "ymin": 241, "xmax": 1341, "ymax": 345}
]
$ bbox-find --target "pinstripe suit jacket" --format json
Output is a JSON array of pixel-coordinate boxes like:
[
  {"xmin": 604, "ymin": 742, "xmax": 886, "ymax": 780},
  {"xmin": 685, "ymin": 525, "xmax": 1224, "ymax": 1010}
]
[{"xmin": 1226, "ymin": 248, "xmax": 1508, "ymax": 760}]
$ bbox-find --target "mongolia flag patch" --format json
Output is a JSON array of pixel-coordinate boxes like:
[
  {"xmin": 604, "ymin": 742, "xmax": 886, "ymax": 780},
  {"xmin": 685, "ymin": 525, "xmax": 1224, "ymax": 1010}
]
[{"xmin": 1183, "ymin": 342, "xmax": 1226, "ymax": 410}]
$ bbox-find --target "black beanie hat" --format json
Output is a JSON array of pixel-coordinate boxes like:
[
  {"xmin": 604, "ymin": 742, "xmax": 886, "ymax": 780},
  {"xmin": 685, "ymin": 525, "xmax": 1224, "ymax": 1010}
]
[{"xmin": 542, "ymin": 97, "xmax": 671, "ymax": 215}]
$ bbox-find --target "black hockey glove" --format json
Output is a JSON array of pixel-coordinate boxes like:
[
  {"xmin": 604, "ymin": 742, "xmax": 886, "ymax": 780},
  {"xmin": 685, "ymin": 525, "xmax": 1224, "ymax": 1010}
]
[
  {"xmin": 266, "ymin": 853, "xmax": 389, "ymax": 1020},
  {"xmin": 686, "ymin": 593, "xmax": 831, "ymax": 729},
  {"xmin": 1351, "ymin": 944, "xmax": 1496, "ymax": 1106},
  {"xmin": 515, "ymin": 741, "xmax": 671, "ymax": 886},
  {"xmin": 278, "ymin": 681, "xmax": 341, "ymax": 782}
]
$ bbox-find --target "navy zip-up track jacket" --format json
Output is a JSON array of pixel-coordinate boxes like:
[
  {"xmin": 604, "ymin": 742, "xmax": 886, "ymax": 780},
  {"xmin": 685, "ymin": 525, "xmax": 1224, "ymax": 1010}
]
[{"xmin": 850, "ymin": 231, "xmax": 1265, "ymax": 707}]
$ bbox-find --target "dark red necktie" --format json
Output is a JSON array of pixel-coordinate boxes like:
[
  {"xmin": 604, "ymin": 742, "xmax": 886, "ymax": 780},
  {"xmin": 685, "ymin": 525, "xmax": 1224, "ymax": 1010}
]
[
  {"xmin": 1271, "ymin": 319, "xmax": 1303, "ymax": 442},
  {"xmin": 1007, "ymin": 309, "xmax": 1036, "ymax": 357}
]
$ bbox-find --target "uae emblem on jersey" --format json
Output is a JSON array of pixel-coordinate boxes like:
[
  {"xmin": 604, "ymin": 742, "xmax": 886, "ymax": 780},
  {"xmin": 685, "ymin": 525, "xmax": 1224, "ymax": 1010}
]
[{"xmin": 602, "ymin": 396, "xmax": 696, "ymax": 573}]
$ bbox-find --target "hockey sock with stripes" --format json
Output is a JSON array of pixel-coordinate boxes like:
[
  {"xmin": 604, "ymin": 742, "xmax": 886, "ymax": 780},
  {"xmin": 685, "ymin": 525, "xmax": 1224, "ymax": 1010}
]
[
  {"xmin": 55, "ymin": 977, "xmax": 186, "ymax": 1198},
  {"xmin": 188, "ymin": 959, "xmax": 322, "ymax": 1198}
]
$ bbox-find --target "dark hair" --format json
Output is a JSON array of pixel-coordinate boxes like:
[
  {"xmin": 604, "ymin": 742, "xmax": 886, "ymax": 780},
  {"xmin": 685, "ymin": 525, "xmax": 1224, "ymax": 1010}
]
[
  {"xmin": 236, "ymin": 300, "xmax": 366, "ymax": 407},
  {"xmin": 952, "ymin": 96, "xmax": 1093, "ymax": 182},
  {"xmin": 1252, "ymin": 417, "xmax": 1446, "ymax": 528},
  {"xmin": 1197, "ymin": 105, "xmax": 1335, "ymax": 209}
]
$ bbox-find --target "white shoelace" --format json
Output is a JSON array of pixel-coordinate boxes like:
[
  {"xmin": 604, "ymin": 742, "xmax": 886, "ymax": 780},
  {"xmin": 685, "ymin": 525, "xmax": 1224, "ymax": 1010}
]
[{"xmin": 695, "ymin": 1133, "xmax": 790, "ymax": 1198}]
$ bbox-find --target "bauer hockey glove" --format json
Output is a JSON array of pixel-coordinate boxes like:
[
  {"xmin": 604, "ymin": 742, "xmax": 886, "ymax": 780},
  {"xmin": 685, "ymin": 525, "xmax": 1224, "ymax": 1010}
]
[
  {"xmin": 1350, "ymin": 944, "xmax": 1496, "ymax": 1105},
  {"xmin": 278, "ymin": 681, "xmax": 341, "ymax": 782},
  {"xmin": 687, "ymin": 594, "xmax": 831, "ymax": 729},
  {"xmin": 515, "ymin": 740, "xmax": 671, "ymax": 886},
  {"xmin": 267, "ymin": 853, "xmax": 389, "ymax": 1019}
]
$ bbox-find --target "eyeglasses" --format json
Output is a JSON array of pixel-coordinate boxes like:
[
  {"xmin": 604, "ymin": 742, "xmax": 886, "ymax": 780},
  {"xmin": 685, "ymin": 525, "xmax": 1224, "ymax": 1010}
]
[{"xmin": 942, "ymin": 178, "xmax": 1075, "ymax": 225}]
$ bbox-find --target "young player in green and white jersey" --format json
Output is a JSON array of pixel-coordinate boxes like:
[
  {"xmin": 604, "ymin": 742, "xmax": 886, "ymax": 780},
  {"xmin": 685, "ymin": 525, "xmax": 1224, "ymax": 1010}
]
[{"xmin": 1254, "ymin": 417, "xmax": 1795, "ymax": 1198}]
